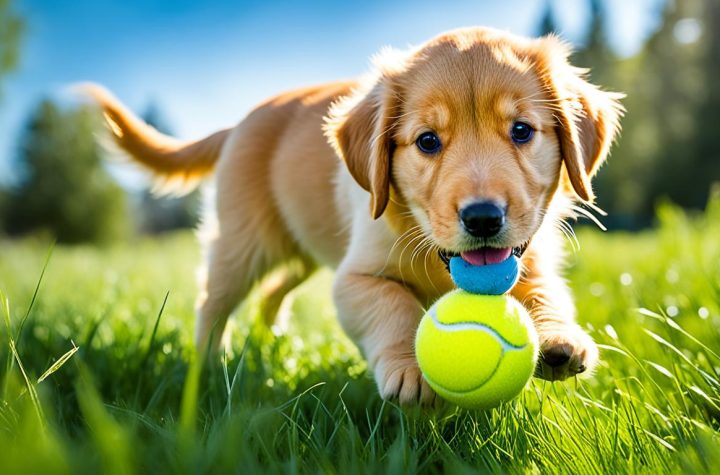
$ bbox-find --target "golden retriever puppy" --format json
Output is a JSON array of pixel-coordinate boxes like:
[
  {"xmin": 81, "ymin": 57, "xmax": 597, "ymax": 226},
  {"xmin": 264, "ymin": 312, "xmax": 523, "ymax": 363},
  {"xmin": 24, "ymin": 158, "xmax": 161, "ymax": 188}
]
[{"xmin": 84, "ymin": 27, "xmax": 623, "ymax": 405}]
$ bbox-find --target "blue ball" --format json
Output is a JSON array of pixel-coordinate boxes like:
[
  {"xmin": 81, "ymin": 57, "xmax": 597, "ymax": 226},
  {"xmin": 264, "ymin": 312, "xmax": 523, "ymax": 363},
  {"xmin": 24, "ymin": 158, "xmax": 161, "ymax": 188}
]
[{"xmin": 449, "ymin": 255, "xmax": 520, "ymax": 295}]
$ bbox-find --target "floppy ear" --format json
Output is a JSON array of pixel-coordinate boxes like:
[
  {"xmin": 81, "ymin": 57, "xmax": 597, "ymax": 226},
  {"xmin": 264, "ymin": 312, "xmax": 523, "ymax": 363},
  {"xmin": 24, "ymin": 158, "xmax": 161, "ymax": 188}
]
[
  {"xmin": 325, "ymin": 79, "xmax": 398, "ymax": 219},
  {"xmin": 537, "ymin": 39, "xmax": 624, "ymax": 201}
]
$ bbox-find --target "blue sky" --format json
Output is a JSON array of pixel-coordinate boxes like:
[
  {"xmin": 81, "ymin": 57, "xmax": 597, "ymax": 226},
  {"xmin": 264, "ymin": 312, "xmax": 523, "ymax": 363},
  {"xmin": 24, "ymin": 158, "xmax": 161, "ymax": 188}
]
[{"xmin": 0, "ymin": 0, "xmax": 664, "ymax": 183}]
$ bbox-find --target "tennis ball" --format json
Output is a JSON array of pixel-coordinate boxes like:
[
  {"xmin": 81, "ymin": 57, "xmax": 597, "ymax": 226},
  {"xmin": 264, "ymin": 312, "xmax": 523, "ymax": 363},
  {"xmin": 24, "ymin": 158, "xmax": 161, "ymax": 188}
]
[{"xmin": 415, "ymin": 290, "xmax": 538, "ymax": 409}]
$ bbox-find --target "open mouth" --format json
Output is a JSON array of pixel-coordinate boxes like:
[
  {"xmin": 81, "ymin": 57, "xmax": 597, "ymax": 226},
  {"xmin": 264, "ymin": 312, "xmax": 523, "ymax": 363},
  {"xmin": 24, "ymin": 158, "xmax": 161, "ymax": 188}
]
[{"xmin": 438, "ymin": 243, "xmax": 528, "ymax": 269}]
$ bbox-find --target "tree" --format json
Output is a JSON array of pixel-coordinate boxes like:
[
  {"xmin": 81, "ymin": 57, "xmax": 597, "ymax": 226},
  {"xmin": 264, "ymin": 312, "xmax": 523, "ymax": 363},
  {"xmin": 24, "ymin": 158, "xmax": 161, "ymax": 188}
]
[
  {"xmin": 137, "ymin": 101, "xmax": 200, "ymax": 234},
  {"xmin": 578, "ymin": 0, "xmax": 651, "ymax": 227},
  {"xmin": 594, "ymin": 0, "xmax": 710, "ymax": 224},
  {"xmin": 0, "ymin": 0, "xmax": 24, "ymax": 98},
  {"xmin": 4, "ymin": 99, "xmax": 129, "ymax": 243},
  {"xmin": 573, "ymin": 0, "xmax": 614, "ymax": 75},
  {"xmin": 684, "ymin": 0, "xmax": 720, "ymax": 209},
  {"xmin": 537, "ymin": 0, "xmax": 718, "ymax": 227},
  {"xmin": 537, "ymin": 0, "xmax": 638, "ymax": 226},
  {"xmin": 536, "ymin": 0, "xmax": 560, "ymax": 37}
]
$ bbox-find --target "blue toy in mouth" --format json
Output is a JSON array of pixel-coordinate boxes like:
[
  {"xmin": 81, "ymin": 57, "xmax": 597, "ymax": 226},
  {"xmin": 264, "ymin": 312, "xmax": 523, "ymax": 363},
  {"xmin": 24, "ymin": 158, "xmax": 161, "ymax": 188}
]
[{"xmin": 449, "ymin": 253, "xmax": 520, "ymax": 295}]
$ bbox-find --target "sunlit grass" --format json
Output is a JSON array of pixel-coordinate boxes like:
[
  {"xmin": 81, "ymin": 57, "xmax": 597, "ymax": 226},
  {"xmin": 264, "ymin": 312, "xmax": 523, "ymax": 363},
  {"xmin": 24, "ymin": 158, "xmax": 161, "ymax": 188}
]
[{"xmin": 1, "ymin": 194, "xmax": 719, "ymax": 474}]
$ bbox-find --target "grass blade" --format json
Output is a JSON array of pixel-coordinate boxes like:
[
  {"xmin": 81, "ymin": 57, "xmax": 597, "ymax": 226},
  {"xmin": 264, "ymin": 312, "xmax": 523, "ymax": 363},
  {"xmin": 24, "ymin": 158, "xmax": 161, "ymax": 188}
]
[
  {"xmin": 139, "ymin": 291, "xmax": 169, "ymax": 369},
  {"xmin": 37, "ymin": 341, "xmax": 79, "ymax": 383},
  {"xmin": 8, "ymin": 340, "xmax": 44, "ymax": 428},
  {"xmin": 15, "ymin": 241, "xmax": 55, "ymax": 343}
]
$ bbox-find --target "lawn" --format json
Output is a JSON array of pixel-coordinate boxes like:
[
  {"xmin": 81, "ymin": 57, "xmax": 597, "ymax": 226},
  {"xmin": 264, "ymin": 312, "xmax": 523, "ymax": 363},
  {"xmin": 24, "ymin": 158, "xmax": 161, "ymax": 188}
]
[{"xmin": 1, "ymin": 195, "xmax": 719, "ymax": 474}]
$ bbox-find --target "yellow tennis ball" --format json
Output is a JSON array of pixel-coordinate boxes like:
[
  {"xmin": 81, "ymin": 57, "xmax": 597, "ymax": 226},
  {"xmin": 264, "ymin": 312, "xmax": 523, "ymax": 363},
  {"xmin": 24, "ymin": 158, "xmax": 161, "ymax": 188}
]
[{"xmin": 415, "ymin": 290, "xmax": 538, "ymax": 409}]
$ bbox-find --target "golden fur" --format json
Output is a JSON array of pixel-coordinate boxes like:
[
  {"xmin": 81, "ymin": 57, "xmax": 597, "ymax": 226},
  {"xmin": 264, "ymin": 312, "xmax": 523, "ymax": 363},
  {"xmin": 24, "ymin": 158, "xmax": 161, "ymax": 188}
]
[{"xmin": 83, "ymin": 27, "xmax": 623, "ymax": 405}]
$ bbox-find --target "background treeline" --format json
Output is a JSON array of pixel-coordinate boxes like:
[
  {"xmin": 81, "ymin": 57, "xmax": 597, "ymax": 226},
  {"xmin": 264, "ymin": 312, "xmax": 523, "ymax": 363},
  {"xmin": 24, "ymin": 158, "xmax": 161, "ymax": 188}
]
[
  {"xmin": 0, "ymin": 0, "xmax": 718, "ymax": 243},
  {"xmin": 0, "ymin": 96, "xmax": 200, "ymax": 243},
  {"xmin": 541, "ymin": 0, "xmax": 720, "ymax": 228}
]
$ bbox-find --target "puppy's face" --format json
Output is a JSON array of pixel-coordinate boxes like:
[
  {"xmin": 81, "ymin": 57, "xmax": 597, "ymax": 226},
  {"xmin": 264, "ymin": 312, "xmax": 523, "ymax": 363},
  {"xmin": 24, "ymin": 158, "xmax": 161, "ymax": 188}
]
[
  {"xmin": 391, "ymin": 39, "xmax": 561, "ymax": 256},
  {"xmin": 327, "ymin": 28, "xmax": 623, "ymax": 258}
]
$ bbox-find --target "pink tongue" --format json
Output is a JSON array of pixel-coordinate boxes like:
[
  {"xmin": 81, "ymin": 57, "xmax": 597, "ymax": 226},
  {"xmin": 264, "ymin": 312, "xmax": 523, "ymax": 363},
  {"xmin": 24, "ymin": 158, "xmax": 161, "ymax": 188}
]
[{"xmin": 460, "ymin": 247, "xmax": 512, "ymax": 266}]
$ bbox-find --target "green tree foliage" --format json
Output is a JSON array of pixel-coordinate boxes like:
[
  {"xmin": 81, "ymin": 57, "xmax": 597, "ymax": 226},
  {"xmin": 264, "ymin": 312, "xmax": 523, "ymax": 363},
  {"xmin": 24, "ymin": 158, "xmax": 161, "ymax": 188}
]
[
  {"xmin": 577, "ymin": 0, "xmax": 653, "ymax": 226},
  {"xmin": 573, "ymin": 0, "xmax": 613, "ymax": 74},
  {"xmin": 546, "ymin": 0, "xmax": 719, "ymax": 228},
  {"xmin": 597, "ymin": 0, "xmax": 707, "ymax": 226},
  {"xmin": 0, "ymin": 0, "xmax": 24, "ymax": 97},
  {"xmin": 137, "ymin": 102, "xmax": 200, "ymax": 234},
  {"xmin": 4, "ymin": 99, "xmax": 129, "ymax": 243},
  {"xmin": 536, "ymin": 0, "xmax": 560, "ymax": 37},
  {"xmin": 677, "ymin": 0, "xmax": 720, "ymax": 209}
]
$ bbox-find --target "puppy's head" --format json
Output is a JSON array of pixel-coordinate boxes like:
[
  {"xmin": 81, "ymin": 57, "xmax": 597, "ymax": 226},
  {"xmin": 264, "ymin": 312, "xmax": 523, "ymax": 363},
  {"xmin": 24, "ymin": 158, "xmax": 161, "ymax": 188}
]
[{"xmin": 326, "ymin": 27, "xmax": 623, "ymax": 258}]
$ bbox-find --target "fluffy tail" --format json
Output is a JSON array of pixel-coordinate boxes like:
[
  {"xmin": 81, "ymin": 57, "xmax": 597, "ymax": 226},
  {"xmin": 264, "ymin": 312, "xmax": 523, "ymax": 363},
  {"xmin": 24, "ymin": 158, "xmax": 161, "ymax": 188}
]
[{"xmin": 77, "ymin": 83, "xmax": 230, "ymax": 192}]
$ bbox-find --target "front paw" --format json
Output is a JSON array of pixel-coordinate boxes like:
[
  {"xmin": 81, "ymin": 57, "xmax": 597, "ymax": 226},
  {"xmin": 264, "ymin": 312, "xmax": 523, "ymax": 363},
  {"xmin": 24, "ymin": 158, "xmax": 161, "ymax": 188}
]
[
  {"xmin": 535, "ymin": 324, "xmax": 599, "ymax": 381},
  {"xmin": 374, "ymin": 351, "xmax": 437, "ymax": 406}
]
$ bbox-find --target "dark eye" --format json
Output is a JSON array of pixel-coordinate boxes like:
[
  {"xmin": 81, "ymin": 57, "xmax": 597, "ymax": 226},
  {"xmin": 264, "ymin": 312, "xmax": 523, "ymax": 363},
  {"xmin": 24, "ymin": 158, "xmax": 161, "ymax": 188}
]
[
  {"xmin": 416, "ymin": 131, "xmax": 442, "ymax": 154},
  {"xmin": 510, "ymin": 122, "xmax": 534, "ymax": 144}
]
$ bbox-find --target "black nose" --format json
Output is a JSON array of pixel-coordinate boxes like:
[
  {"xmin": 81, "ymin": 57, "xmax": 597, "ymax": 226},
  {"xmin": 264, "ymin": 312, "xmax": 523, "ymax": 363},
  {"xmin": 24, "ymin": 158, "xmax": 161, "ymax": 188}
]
[
  {"xmin": 542, "ymin": 344, "xmax": 572, "ymax": 367},
  {"xmin": 459, "ymin": 202, "xmax": 506, "ymax": 238}
]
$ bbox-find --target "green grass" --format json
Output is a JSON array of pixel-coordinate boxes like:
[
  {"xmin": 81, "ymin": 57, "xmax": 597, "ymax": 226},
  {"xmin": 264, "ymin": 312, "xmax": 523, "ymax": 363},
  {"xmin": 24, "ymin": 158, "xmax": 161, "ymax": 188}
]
[{"xmin": 1, "ymin": 194, "xmax": 720, "ymax": 474}]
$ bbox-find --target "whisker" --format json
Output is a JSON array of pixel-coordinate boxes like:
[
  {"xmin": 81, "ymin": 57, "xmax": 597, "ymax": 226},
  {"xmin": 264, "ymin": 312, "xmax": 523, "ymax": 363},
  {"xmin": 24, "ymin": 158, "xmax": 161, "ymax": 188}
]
[
  {"xmin": 556, "ymin": 219, "xmax": 580, "ymax": 253},
  {"xmin": 422, "ymin": 239, "xmax": 442, "ymax": 295},
  {"xmin": 410, "ymin": 235, "xmax": 432, "ymax": 267},
  {"xmin": 412, "ymin": 237, "xmax": 435, "ymax": 284},
  {"xmin": 370, "ymin": 106, "xmax": 423, "ymax": 149},
  {"xmin": 406, "ymin": 233, "xmax": 433, "ymax": 281},
  {"xmin": 376, "ymin": 225, "xmax": 422, "ymax": 276},
  {"xmin": 583, "ymin": 200, "xmax": 608, "ymax": 217},
  {"xmin": 397, "ymin": 228, "xmax": 427, "ymax": 282},
  {"xmin": 570, "ymin": 205, "xmax": 608, "ymax": 231}
]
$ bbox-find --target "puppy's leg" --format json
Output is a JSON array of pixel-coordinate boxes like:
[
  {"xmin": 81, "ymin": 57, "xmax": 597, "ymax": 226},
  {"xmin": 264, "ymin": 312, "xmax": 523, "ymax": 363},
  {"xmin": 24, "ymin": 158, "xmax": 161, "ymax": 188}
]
[
  {"xmin": 195, "ymin": 234, "xmax": 274, "ymax": 351},
  {"xmin": 257, "ymin": 257, "xmax": 316, "ymax": 328},
  {"xmin": 333, "ymin": 271, "xmax": 435, "ymax": 405},
  {"xmin": 511, "ymin": 262, "xmax": 599, "ymax": 381},
  {"xmin": 196, "ymin": 122, "xmax": 302, "ymax": 352},
  {"xmin": 195, "ymin": 212, "xmax": 296, "ymax": 351}
]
